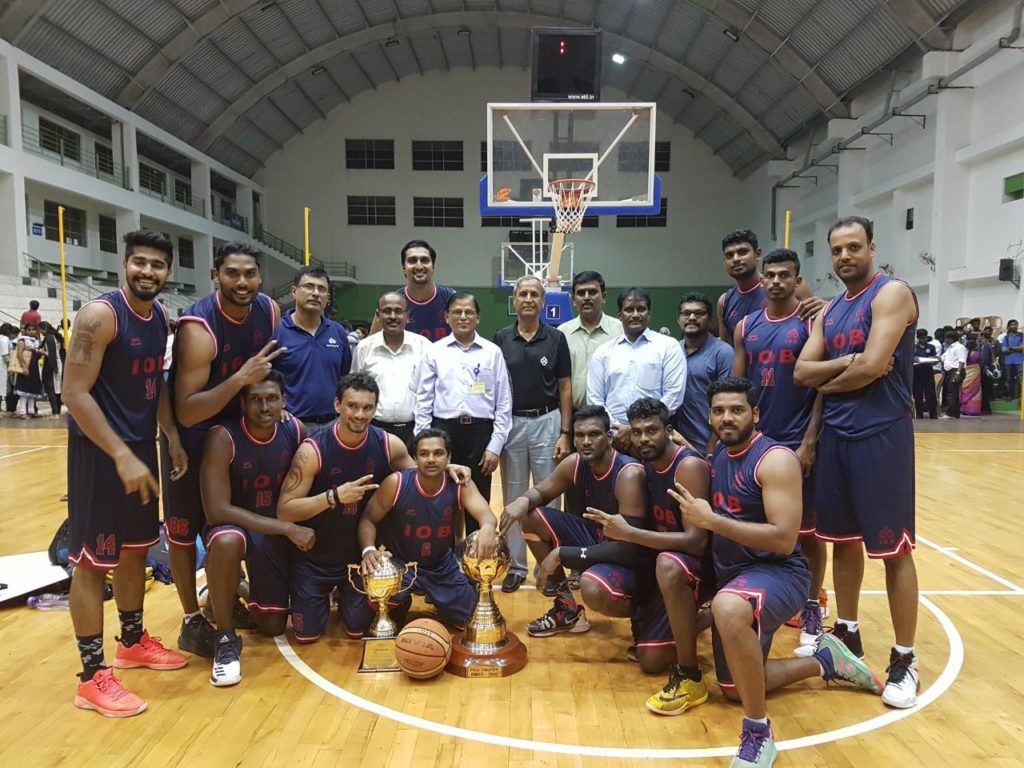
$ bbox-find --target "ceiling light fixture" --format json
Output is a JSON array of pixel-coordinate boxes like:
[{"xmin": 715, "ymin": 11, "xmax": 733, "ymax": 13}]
[
  {"xmin": 384, "ymin": 37, "xmax": 400, "ymax": 48},
  {"xmin": 310, "ymin": 65, "xmax": 325, "ymax": 76},
  {"xmin": 611, "ymin": 53, "xmax": 626, "ymax": 64},
  {"xmin": 456, "ymin": 27, "xmax": 471, "ymax": 36},
  {"xmin": 723, "ymin": 27, "xmax": 740, "ymax": 42}
]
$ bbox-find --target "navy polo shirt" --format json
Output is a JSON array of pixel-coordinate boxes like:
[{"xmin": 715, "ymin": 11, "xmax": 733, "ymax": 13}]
[
  {"xmin": 273, "ymin": 310, "xmax": 352, "ymax": 420},
  {"xmin": 673, "ymin": 334, "xmax": 734, "ymax": 451}
]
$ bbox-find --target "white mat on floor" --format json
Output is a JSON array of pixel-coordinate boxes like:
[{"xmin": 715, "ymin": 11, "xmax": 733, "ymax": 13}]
[{"xmin": 0, "ymin": 551, "xmax": 69, "ymax": 603}]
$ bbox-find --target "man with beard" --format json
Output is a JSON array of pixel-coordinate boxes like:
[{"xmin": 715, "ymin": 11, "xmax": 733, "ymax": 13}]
[
  {"xmin": 399, "ymin": 240, "xmax": 456, "ymax": 341},
  {"xmin": 273, "ymin": 266, "xmax": 351, "ymax": 431},
  {"xmin": 358, "ymin": 429, "xmax": 498, "ymax": 628},
  {"xmin": 500, "ymin": 407, "xmax": 660, "ymax": 668},
  {"xmin": 588, "ymin": 288, "xmax": 686, "ymax": 452},
  {"xmin": 200, "ymin": 371, "xmax": 313, "ymax": 687},
  {"xmin": 166, "ymin": 241, "xmax": 284, "ymax": 657},
  {"xmin": 717, "ymin": 230, "xmax": 824, "ymax": 346},
  {"xmin": 732, "ymin": 249, "xmax": 827, "ymax": 657},
  {"xmin": 585, "ymin": 397, "xmax": 712, "ymax": 714},
  {"xmin": 352, "ymin": 292, "xmax": 431, "ymax": 447},
  {"xmin": 277, "ymin": 373, "xmax": 470, "ymax": 643},
  {"xmin": 674, "ymin": 293, "xmax": 733, "ymax": 454},
  {"xmin": 795, "ymin": 216, "xmax": 921, "ymax": 710},
  {"xmin": 671, "ymin": 378, "xmax": 882, "ymax": 768},
  {"xmin": 64, "ymin": 230, "xmax": 189, "ymax": 717}
]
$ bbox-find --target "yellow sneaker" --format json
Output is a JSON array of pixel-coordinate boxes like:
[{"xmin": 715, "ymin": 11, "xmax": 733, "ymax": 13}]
[{"xmin": 645, "ymin": 665, "xmax": 709, "ymax": 716}]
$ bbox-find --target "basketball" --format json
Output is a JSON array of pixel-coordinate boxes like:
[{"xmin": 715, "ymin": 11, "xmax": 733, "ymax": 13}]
[{"xmin": 394, "ymin": 619, "xmax": 452, "ymax": 680}]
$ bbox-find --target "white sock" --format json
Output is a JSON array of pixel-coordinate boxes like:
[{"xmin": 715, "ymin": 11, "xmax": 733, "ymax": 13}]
[
  {"xmin": 745, "ymin": 716, "xmax": 769, "ymax": 726},
  {"xmin": 837, "ymin": 618, "xmax": 859, "ymax": 632},
  {"xmin": 184, "ymin": 610, "xmax": 202, "ymax": 621},
  {"xmin": 894, "ymin": 644, "xmax": 914, "ymax": 656}
]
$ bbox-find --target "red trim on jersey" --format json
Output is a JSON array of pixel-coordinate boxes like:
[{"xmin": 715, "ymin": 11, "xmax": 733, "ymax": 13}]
[
  {"xmin": 752, "ymin": 444, "xmax": 798, "ymax": 489},
  {"xmin": 726, "ymin": 431, "xmax": 763, "ymax": 459},
  {"xmin": 90, "ymin": 299, "xmax": 119, "ymax": 343},
  {"xmin": 403, "ymin": 285, "xmax": 438, "ymax": 307},
  {"xmin": 572, "ymin": 453, "xmax": 582, "ymax": 485},
  {"xmin": 241, "ymin": 418, "xmax": 278, "ymax": 446},
  {"xmin": 333, "ymin": 423, "xmax": 369, "ymax": 451},
  {"xmin": 593, "ymin": 451, "xmax": 619, "ymax": 482},
  {"xmin": 844, "ymin": 271, "xmax": 883, "ymax": 301},
  {"xmin": 736, "ymin": 280, "xmax": 762, "ymax": 295},
  {"xmin": 211, "ymin": 424, "xmax": 235, "ymax": 464},
  {"xmin": 214, "ymin": 291, "xmax": 253, "ymax": 326},
  {"xmin": 118, "ymin": 286, "xmax": 156, "ymax": 322},
  {"xmin": 390, "ymin": 471, "xmax": 404, "ymax": 509},
  {"xmin": 304, "ymin": 437, "xmax": 323, "ymax": 475},
  {"xmin": 382, "ymin": 426, "xmax": 392, "ymax": 465},
  {"xmin": 763, "ymin": 302, "xmax": 801, "ymax": 323},
  {"xmin": 177, "ymin": 315, "xmax": 218, "ymax": 358},
  {"xmin": 415, "ymin": 473, "xmax": 447, "ymax": 499},
  {"xmin": 652, "ymin": 446, "xmax": 684, "ymax": 476}
]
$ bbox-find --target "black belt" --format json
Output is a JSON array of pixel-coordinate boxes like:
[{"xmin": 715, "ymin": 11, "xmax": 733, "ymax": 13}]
[
  {"xmin": 435, "ymin": 416, "xmax": 494, "ymax": 426},
  {"xmin": 304, "ymin": 415, "xmax": 336, "ymax": 425},
  {"xmin": 373, "ymin": 418, "xmax": 414, "ymax": 429},
  {"xmin": 512, "ymin": 405, "xmax": 558, "ymax": 417}
]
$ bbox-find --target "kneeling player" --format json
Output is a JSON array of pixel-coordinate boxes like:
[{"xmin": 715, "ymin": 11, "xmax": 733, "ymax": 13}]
[
  {"xmin": 584, "ymin": 397, "xmax": 713, "ymax": 714},
  {"xmin": 502, "ymin": 406, "xmax": 658, "ymax": 666},
  {"xmin": 200, "ymin": 371, "xmax": 314, "ymax": 686},
  {"xmin": 670, "ymin": 379, "xmax": 881, "ymax": 768},
  {"xmin": 357, "ymin": 429, "xmax": 497, "ymax": 627}
]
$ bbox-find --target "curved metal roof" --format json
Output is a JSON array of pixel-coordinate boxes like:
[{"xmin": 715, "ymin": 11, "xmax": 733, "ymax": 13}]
[{"xmin": 0, "ymin": 0, "xmax": 974, "ymax": 178}]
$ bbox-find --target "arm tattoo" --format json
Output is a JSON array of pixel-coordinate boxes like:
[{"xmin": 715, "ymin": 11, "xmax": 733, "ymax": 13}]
[
  {"xmin": 281, "ymin": 450, "xmax": 308, "ymax": 496},
  {"xmin": 69, "ymin": 317, "xmax": 102, "ymax": 364}
]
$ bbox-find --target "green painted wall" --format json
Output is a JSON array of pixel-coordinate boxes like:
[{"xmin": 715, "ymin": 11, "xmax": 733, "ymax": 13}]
[{"xmin": 333, "ymin": 283, "xmax": 733, "ymax": 339}]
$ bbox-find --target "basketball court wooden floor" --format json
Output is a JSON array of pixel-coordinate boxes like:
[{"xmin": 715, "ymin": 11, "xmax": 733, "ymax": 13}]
[{"xmin": 1, "ymin": 426, "xmax": 1021, "ymax": 767}]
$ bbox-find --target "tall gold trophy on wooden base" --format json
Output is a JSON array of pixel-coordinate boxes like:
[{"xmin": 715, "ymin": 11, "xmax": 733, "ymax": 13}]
[
  {"xmin": 446, "ymin": 531, "xmax": 528, "ymax": 678},
  {"xmin": 347, "ymin": 548, "xmax": 417, "ymax": 672}
]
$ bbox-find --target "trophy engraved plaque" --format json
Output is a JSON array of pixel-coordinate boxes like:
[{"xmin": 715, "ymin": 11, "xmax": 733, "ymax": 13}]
[
  {"xmin": 348, "ymin": 548, "xmax": 417, "ymax": 672},
  {"xmin": 446, "ymin": 532, "xmax": 528, "ymax": 678}
]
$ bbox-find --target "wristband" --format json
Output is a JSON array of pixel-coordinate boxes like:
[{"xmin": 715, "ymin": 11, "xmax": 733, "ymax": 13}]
[
  {"xmin": 559, "ymin": 428, "xmax": 571, "ymax": 436},
  {"xmin": 324, "ymin": 489, "xmax": 334, "ymax": 508},
  {"xmin": 361, "ymin": 546, "xmax": 377, "ymax": 557}
]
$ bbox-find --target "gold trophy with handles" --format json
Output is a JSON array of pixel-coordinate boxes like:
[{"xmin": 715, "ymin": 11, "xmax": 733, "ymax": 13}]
[
  {"xmin": 446, "ymin": 531, "xmax": 528, "ymax": 677},
  {"xmin": 348, "ymin": 547, "xmax": 417, "ymax": 672}
]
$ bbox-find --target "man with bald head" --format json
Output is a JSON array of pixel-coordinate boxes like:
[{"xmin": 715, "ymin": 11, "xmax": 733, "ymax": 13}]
[{"xmin": 352, "ymin": 291, "xmax": 432, "ymax": 447}]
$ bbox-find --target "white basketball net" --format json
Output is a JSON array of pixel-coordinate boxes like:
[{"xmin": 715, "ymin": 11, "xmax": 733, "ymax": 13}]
[{"xmin": 549, "ymin": 178, "xmax": 596, "ymax": 234}]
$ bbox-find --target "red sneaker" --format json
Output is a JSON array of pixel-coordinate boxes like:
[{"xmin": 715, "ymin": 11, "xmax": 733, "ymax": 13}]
[
  {"xmin": 786, "ymin": 590, "xmax": 830, "ymax": 628},
  {"xmin": 114, "ymin": 631, "xmax": 188, "ymax": 671},
  {"xmin": 74, "ymin": 668, "xmax": 147, "ymax": 718}
]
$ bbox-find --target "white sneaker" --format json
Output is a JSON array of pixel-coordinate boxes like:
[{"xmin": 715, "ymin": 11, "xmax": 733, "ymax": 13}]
[
  {"xmin": 210, "ymin": 633, "xmax": 242, "ymax": 687},
  {"xmin": 881, "ymin": 649, "xmax": 919, "ymax": 708},
  {"xmin": 792, "ymin": 601, "xmax": 823, "ymax": 657}
]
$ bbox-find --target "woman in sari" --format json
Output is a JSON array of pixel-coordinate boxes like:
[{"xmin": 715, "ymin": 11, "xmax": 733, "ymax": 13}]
[{"xmin": 960, "ymin": 342, "xmax": 983, "ymax": 416}]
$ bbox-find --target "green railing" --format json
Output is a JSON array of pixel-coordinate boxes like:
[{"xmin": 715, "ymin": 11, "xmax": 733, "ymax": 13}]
[
  {"xmin": 255, "ymin": 226, "xmax": 304, "ymax": 262},
  {"xmin": 0, "ymin": 114, "xmax": 7, "ymax": 146},
  {"xmin": 21, "ymin": 123, "xmax": 131, "ymax": 189},
  {"xmin": 139, "ymin": 184, "xmax": 206, "ymax": 217}
]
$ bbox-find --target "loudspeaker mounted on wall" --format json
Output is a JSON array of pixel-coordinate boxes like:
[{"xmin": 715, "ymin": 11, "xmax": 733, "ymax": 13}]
[{"xmin": 998, "ymin": 258, "xmax": 1015, "ymax": 282}]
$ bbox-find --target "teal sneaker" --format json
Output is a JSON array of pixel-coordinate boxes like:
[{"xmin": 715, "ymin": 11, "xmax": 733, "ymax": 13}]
[
  {"xmin": 731, "ymin": 720, "xmax": 776, "ymax": 768},
  {"xmin": 815, "ymin": 633, "xmax": 883, "ymax": 694}
]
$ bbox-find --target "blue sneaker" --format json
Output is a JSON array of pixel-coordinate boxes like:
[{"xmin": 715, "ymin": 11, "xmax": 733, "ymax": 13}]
[{"xmin": 731, "ymin": 720, "xmax": 776, "ymax": 768}]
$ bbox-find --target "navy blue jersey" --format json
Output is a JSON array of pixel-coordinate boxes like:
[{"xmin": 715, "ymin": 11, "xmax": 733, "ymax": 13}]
[
  {"xmin": 216, "ymin": 416, "xmax": 302, "ymax": 517},
  {"xmin": 401, "ymin": 284, "xmax": 455, "ymax": 342},
  {"xmin": 710, "ymin": 434, "xmax": 804, "ymax": 584},
  {"xmin": 645, "ymin": 445, "xmax": 707, "ymax": 534},
  {"xmin": 383, "ymin": 468, "xmax": 460, "ymax": 568},
  {"xmin": 304, "ymin": 425, "xmax": 393, "ymax": 566},
  {"xmin": 68, "ymin": 288, "xmax": 167, "ymax": 444},
  {"xmin": 740, "ymin": 305, "xmax": 815, "ymax": 447},
  {"xmin": 573, "ymin": 450, "xmax": 643, "ymax": 537},
  {"xmin": 821, "ymin": 273, "xmax": 918, "ymax": 439},
  {"xmin": 173, "ymin": 291, "xmax": 278, "ymax": 429},
  {"xmin": 721, "ymin": 283, "xmax": 767, "ymax": 341}
]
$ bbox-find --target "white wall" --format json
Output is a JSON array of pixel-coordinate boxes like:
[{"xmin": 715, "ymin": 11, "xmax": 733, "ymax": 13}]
[
  {"xmin": 742, "ymin": 0, "xmax": 1024, "ymax": 330},
  {"xmin": 256, "ymin": 68, "xmax": 745, "ymax": 288}
]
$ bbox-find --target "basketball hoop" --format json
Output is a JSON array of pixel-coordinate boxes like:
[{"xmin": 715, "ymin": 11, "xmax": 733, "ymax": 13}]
[{"xmin": 549, "ymin": 178, "xmax": 596, "ymax": 234}]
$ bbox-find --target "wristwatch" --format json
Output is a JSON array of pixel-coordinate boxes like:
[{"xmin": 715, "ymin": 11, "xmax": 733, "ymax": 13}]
[{"xmin": 560, "ymin": 428, "xmax": 571, "ymax": 436}]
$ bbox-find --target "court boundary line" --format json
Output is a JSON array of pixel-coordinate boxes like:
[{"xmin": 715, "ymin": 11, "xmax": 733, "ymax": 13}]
[
  {"xmin": 917, "ymin": 535, "xmax": 1024, "ymax": 593},
  {"xmin": 276, "ymin": 596, "xmax": 963, "ymax": 760},
  {"xmin": 0, "ymin": 447, "xmax": 50, "ymax": 460}
]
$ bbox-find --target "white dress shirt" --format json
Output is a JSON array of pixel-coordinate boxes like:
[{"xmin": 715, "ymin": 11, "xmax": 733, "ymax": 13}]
[
  {"xmin": 415, "ymin": 332, "xmax": 512, "ymax": 455},
  {"xmin": 352, "ymin": 330, "xmax": 431, "ymax": 423},
  {"xmin": 941, "ymin": 341, "xmax": 968, "ymax": 372},
  {"xmin": 587, "ymin": 327, "xmax": 687, "ymax": 425}
]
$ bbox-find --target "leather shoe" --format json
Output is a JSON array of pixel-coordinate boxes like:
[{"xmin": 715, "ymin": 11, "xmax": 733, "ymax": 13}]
[{"xmin": 501, "ymin": 573, "xmax": 525, "ymax": 593}]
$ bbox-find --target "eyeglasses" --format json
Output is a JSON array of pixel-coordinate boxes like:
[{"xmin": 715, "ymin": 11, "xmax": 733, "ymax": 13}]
[
  {"xmin": 297, "ymin": 283, "xmax": 330, "ymax": 294},
  {"xmin": 679, "ymin": 309, "xmax": 709, "ymax": 318}
]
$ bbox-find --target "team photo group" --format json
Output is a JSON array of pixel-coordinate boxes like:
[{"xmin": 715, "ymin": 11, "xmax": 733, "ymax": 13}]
[{"xmin": 63, "ymin": 215, "xmax": 920, "ymax": 768}]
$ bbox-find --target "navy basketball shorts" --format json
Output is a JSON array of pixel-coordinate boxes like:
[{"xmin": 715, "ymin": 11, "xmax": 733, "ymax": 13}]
[
  {"xmin": 203, "ymin": 525, "xmax": 292, "ymax": 614},
  {"xmin": 161, "ymin": 426, "xmax": 208, "ymax": 546},
  {"xmin": 390, "ymin": 551, "xmax": 476, "ymax": 628},
  {"xmin": 711, "ymin": 562, "xmax": 809, "ymax": 691},
  {"xmin": 635, "ymin": 551, "xmax": 714, "ymax": 654},
  {"xmin": 814, "ymin": 417, "xmax": 916, "ymax": 558},
  {"xmin": 534, "ymin": 506, "xmax": 604, "ymax": 548},
  {"xmin": 800, "ymin": 464, "xmax": 817, "ymax": 535},
  {"xmin": 68, "ymin": 434, "xmax": 160, "ymax": 569},
  {"xmin": 289, "ymin": 556, "xmax": 375, "ymax": 643}
]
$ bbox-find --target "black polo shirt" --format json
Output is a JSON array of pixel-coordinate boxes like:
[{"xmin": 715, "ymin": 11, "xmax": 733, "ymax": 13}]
[{"xmin": 493, "ymin": 322, "xmax": 572, "ymax": 411}]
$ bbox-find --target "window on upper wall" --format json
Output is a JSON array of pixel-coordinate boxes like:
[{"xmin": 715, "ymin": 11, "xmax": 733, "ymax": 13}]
[
  {"xmin": 43, "ymin": 200, "xmax": 86, "ymax": 246},
  {"xmin": 95, "ymin": 144, "xmax": 114, "ymax": 176},
  {"xmin": 38, "ymin": 118, "xmax": 80, "ymax": 162},
  {"xmin": 412, "ymin": 141, "xmax": 463, "ymax": 171},
  {"xmin": 805, "ymin": 240, "xmax": 814, "ymax": 258},
  {"xmin": 481, "ymin": 140, "xmax": 535, "ymax": 172},
  {"xmin": 178, "ymin": 237, "xmax": 195, "ymax": 269},
  {"xmin": 139, "ymin": 163, "xmax": 166, "ymax": 196},
  {"xmin": 1004, "ymin": 172, "xmax": 1024, "ymax": 203},
  {"xmin": 413, "ymin": 197, "xmax": 463, "ymax": 228},
  {"xmin": 175, "ymin": 179, "xmax": 193, "ymax": 207},
  {"xmin": 616, "ymin": 198, "xmax": 668, "ymax": 228},
  {"xmin": 345, "ymin": 139, "xmax": 394, "ymax": 169},
  {"xmin": 347, "ymin": 196, "xmax": 396, "ymax": 226},
  {"xmin": 905, "ymin": 207, "xmax": 915, "ymax": 230},
  {"xmin": 99, "ymin": 215, "xmax": 117, "ymax": 253},
  {"xmin": 617, "ymin": 141, "xmax": 670, "ymax": 173}
]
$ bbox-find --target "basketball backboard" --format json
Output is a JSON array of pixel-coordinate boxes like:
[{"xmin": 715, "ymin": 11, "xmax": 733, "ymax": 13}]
[{"xmin": 482, "ymin": 102, "xmax": 660, "ymax": 217}]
